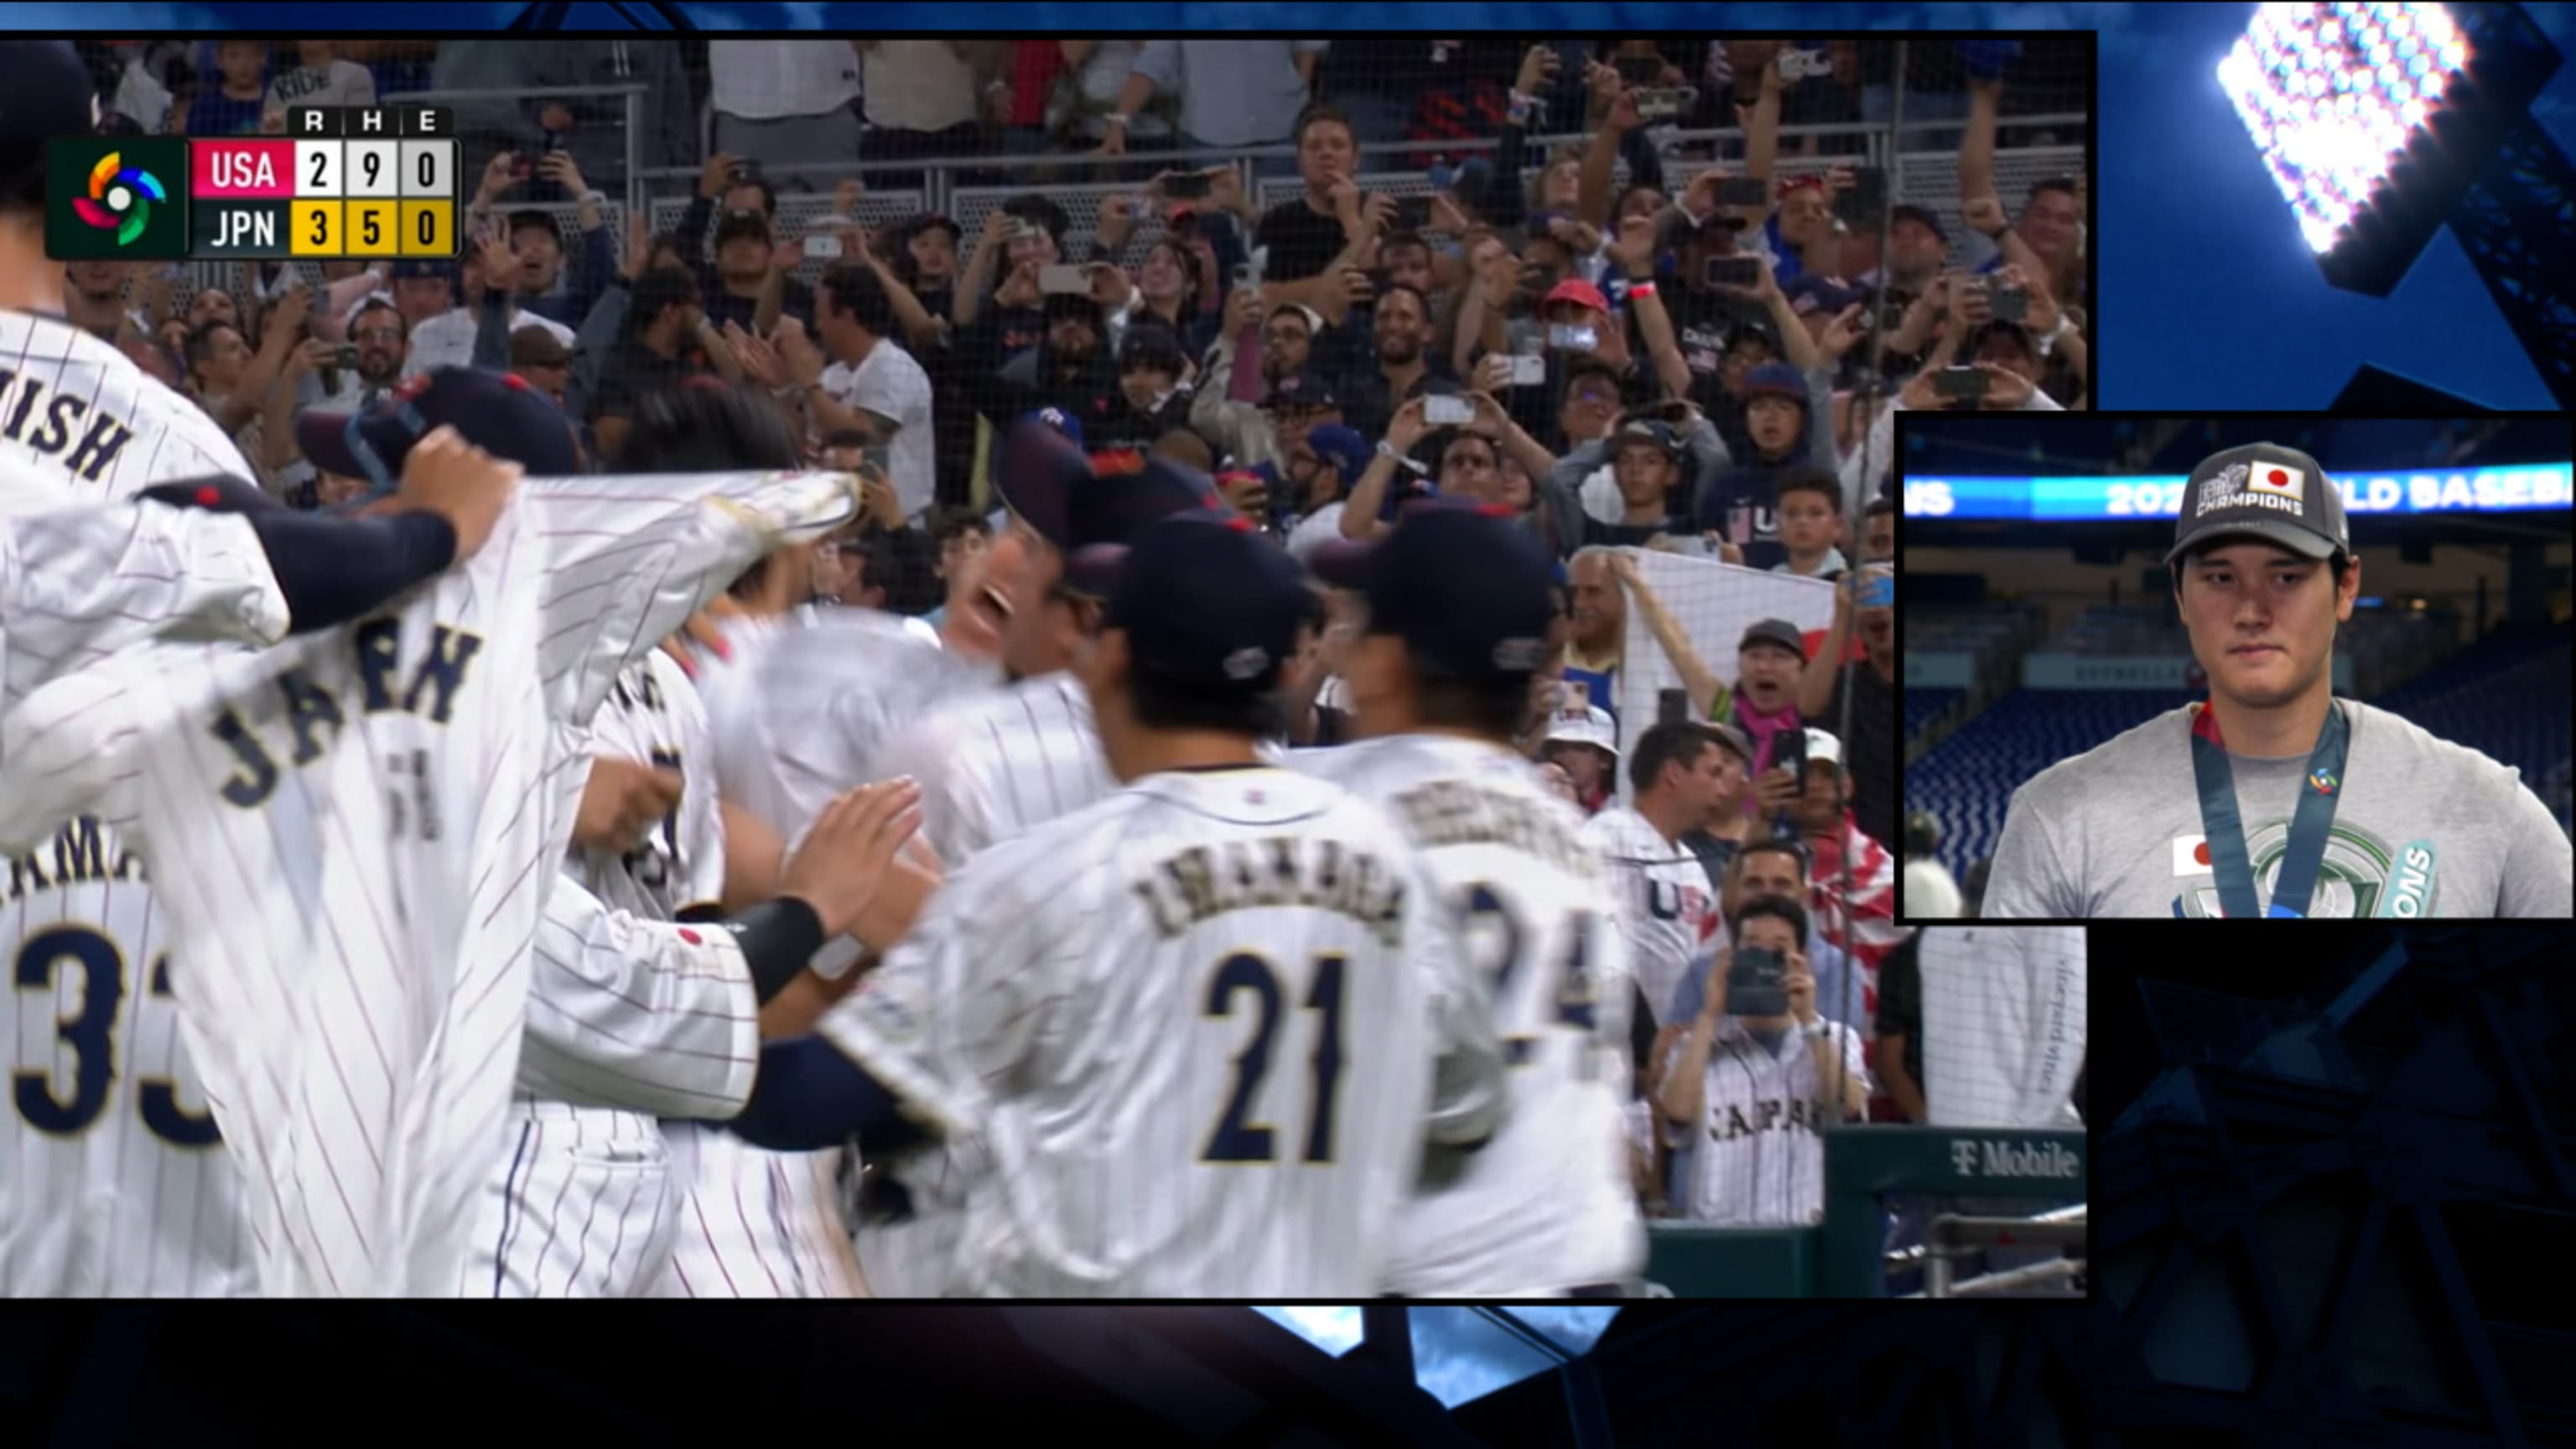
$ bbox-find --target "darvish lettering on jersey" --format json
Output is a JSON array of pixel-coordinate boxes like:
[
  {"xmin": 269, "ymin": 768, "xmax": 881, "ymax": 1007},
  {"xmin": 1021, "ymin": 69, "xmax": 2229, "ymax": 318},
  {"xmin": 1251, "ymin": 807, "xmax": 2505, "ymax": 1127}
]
[{"xmin": 0, "ymin": 314, "xmax": 253, "ymax": 496}]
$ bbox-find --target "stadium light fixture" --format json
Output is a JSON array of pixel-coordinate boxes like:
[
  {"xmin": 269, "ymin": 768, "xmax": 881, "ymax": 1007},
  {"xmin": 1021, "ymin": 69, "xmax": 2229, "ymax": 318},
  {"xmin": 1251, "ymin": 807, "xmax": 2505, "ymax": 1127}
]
[{"xmin": 2217, "ymin": 2, "xmax": 2571, "ymax": 406}]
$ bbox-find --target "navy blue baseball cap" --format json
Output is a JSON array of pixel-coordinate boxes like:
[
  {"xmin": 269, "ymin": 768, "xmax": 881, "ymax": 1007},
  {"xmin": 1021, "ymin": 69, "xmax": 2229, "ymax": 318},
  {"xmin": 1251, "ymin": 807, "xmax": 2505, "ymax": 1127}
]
[
  {"xmin": 0, "ymin": 41, "xmax": 100, "ymax": 180},
  {"xmin": 1021, "ymin": 406, "xmax": 1083, "ymax": 448},
  {"xmin": 1102, "ymin": 513, "xmax": 1311, "ymax": 706},
  {"xmin": 1304, "ymin": 423, "xmax": 1370, "ymax": 486},
  {"xmin": 1312, "ymin": 502, "xmax": 1555, "ymax": 683},
  {"xmin": 1742, "ymin": 362, "xmax": 1810, "ymax": 408},
  {"xmin": 297, "ymin": 367, "xmax": 583, "ymax": 500},
  {"xmin": 992, "ymin": 418, "xmax": 1230, "ymax": 564}
]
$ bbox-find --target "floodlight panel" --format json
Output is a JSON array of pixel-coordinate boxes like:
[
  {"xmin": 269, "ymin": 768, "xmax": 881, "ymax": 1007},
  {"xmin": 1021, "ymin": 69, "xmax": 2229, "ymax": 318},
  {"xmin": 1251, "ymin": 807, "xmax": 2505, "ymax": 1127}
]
[{"xmin": 2219, "ymin": 1, "xmax": 2473, "ymax": 252}]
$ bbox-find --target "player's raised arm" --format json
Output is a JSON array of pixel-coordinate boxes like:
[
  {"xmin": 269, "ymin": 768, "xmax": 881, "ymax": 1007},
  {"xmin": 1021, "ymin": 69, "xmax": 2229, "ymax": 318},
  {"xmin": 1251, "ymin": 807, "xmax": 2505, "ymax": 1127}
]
[{"xmin": 523, "ymin": 383, "xmax": 859, "ymax": 724}]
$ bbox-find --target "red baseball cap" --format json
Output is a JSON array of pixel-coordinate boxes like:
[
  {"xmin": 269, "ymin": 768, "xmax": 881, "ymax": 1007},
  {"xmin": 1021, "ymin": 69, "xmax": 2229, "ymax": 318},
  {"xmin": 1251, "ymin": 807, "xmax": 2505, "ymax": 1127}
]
[{"xmin": 1541, "ymin": 278, "xmax": 1611, "ymax": 315}]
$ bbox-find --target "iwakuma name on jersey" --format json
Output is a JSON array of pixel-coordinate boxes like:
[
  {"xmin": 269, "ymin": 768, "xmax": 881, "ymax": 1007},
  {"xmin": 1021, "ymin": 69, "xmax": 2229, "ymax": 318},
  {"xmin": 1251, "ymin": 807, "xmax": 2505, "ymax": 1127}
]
[
  {"xmin": 1948, "ymin": 1139, "xmax": 2081, "ymax": 1180},
  {"xmin": 209, "ymin": 615, "xmax": 486, "ymax": 810},
  {"xmin": 1132, "ymin": 836, "xmax": 1408, "ymax": 947},
  {"xmin": 5, "ymin": 816, "xmax": 144, "ymax": 901},
  {"xmin": 0, "ymin": 365, "xmax": 139, "ymax": 484}
]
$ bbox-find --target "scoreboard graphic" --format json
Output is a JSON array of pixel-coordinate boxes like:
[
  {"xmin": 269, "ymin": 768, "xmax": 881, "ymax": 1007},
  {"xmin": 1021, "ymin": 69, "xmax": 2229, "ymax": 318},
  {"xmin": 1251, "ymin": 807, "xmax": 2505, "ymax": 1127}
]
[{"xmin": 46, "ymin": 106, "xmax": 459, "ymax": 262}]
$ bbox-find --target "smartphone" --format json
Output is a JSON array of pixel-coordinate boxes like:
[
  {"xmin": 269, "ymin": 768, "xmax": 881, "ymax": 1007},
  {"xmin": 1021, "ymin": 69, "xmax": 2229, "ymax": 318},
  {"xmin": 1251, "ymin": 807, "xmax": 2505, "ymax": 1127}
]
[
  {"xmin": 1547, "ymin": 325, "xmax": 1599, "ymax": 353},
  {"xmin": 538, "ymin": 130, "xmax": 562, "ymax": 154},
  {"xmin": 1831, "ymin": 166, "xmax": 1888, "ymax": 226},
  {"xmin": 1705, "ymin": 256, "xmax": 1761, "ymax": 288},
  {"xmin": 1507, "ymin": 354, "xmax": 1549, "ymax": 387},
  {"xmin": 1781, "ymin": 724, "xmax": 1815, "ymax": 777},
  {"xmin": 1040, "ymin": 264, "xmax": 1091, "ymax": 295},
  {"xmin": 335, "ymin": 345, "xmax": 359, "ymax": 370},
  {"xmin": 1634, "ymin": 87, "xmax": 1699, "ymax": 121},
  {"xmin": 860, "ymin": 444, "xmax": 891, "ymax": 479},
  {"xmin": 1614, "ymin": 54, "xmax": 1664, "ymax": 88},
  {"xmin": 1935, "ymin": 365, "xmax": 1990, "ymax": 400},
  {"xmin": 1727, "ymin": 946, "xmax": 1789, "ymax": 1017},
  {"xmin": 1240, "ymin": 246, "xmax": 1269, "ymax": 289},
  {"xmin": 1424, "ymin": 394, "xmax": 1476, "ymax": 427},
  {"xmin": 1161, "ymin": 171, "xmax": 1213, "ymax": 200},
  {"xmin": 1695, "ymin": 177, "xmax": 1766, "ymax": 211},
  {"xmin": 1362, "ymin": 267, "xmax": 1393, "ymax": 297},
  {"xmin": 1858, "ymin": 565, "xmax": 1896, "ymax": 610},
  {"xmin": 1987, "ymin": 287, "xmax": 2029, "ymax": 323},
  {"xmin": 1393, "ymin": 195, "xmax": 1433, "ymax": 232},
  {"xmin": 1657, "ymin": 688, "xmax": 1689, "ymax": 727},
  {"xmin": 803, "ymin": 232, "xmax": 844, "ymax": 260},
  {"xmin": 1778, "ymin": 48, "xmax": 1833, "ymax": 82},
  {"xmin": 729, "ymin": 158, "xmax": 761, "ymax": 184}
]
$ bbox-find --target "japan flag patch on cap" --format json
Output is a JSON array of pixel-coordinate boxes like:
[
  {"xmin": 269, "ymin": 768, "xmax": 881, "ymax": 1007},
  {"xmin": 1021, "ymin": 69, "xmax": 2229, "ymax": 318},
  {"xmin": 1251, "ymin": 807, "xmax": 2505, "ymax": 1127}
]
[
  {"xmin": 2245, "ymin": 456, "xmax": 2305, "ymax": 501},
  {"xmin": 2174, "ymin": 834, "xmax": 2211, "ymax": 876}
]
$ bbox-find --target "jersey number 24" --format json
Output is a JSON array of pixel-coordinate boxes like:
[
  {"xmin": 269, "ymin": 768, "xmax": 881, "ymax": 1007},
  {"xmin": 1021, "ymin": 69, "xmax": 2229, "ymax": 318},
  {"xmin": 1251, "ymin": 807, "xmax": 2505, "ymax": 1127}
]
[{"xmin": 13, "ymin": 926, "xmax": 221, "ymax": 1146}]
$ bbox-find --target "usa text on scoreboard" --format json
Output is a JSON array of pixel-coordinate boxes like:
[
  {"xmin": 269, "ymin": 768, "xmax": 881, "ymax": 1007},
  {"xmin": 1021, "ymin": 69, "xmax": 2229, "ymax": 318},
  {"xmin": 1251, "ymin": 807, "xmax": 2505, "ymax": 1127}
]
[
  {"xmin": 195, "ymin": 106, "xmax": 458, "ymax": 259},
  {"xmin": 1904, "ymin": 464, "xmax": 2574, "ymax": 520}
]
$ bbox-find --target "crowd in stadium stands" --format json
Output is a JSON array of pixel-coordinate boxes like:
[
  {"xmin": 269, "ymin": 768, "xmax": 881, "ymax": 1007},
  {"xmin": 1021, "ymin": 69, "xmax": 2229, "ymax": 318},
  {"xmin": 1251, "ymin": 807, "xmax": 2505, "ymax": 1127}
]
[{"xmin": 73, "ymin": 36, "xmax": 2088, "ymax": 1228}]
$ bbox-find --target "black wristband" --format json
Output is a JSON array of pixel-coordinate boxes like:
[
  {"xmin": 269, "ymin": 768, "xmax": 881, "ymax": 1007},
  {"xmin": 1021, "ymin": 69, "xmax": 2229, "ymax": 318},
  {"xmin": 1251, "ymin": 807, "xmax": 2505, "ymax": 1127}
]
[{"xmin": 721, "ymin": 896, "xmax": 829, "ymax": 1005}]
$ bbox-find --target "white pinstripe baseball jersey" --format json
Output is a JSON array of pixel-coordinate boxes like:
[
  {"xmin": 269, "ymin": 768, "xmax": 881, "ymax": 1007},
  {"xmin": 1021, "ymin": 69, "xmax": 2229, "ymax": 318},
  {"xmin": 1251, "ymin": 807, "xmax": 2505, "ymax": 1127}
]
[
  {"xmin": 0, "ymin": 311, "xmax": 256, "ymax": 504},
  {"xmin": 1579, "ymin": 806, "xmax": 1720, "ymax": 1031},
  {"xmin": 0, "ymin": 313, "xmax": 278, "ymax": 1298},
  {"xmin": 475, "ymin": 648, "xmax": 762, "ymax": 1297},
  {"xmin": 1668, "ymin": 1017, "xmax": 1869, "ymax": 1226},
  {"xmin": 811, "ymin": 766, "xmax": 1439, "ymax": 1297},
  {"xmin": 873, "ymin": 671, "xmax": 1114, "ymax": 870},
  {"xmin": 699, "ymin": 609, "xmax": 1000, "ymax": 847},
  {"xmin": 683, "ymin": 610, "xmax": 992, "ymax": 1299},
  {"xmin": 0, "ymin": 470, "xmax": 857, "ymax": 1296},
  {"xmin": 1295, "ymin": 735, "xmax": 1647, "ymax": 1295},
  {"xmin": 2, "ymin": 501, "xmax": 288, "ymax": 718}
]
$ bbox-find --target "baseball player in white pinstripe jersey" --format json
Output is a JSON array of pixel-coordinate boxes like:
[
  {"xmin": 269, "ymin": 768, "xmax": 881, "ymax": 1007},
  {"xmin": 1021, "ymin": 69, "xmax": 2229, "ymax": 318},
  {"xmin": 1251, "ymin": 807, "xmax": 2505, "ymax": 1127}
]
[
  {"xmin": 0, "ymin": 369, "xmax": 865, "ymax": 1296},
  {"xmin": 1, "ymin": 41, "xmax": 507, "ymax": 1296},
  {"xmin": 673, "ymin": 532, "xmax": 1000, "ymax": 1297},
  {"xmin": 724, "ymin": 513, "xmax": 1500, "ymax": 1295},
  {"xmin": 1296, "ymin": 507, "xmax": 1648, "ymax": 1296},
  {"xmin": 843, "ymin": 424, "xmax": 1249, "ymax": 1294}
]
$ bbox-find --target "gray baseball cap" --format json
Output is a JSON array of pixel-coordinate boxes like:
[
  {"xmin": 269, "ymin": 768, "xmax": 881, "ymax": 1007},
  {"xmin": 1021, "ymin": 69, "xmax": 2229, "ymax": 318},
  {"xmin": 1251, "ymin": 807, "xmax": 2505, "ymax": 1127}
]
[{"xmin": 2164, "ymin": 443, "xmax": 2349, "ymax": 566}]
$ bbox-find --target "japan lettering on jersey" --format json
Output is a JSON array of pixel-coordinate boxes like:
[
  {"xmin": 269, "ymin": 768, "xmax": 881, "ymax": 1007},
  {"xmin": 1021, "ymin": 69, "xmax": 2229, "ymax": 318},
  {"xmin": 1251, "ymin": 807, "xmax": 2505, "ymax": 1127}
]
[
  {"xmin": 1673, "ymin": 1019, "xmax": 1869, "ymax": 1227},
  {"xmin": 0, "ymin": 312, "xmax": 257, "ymax": 503},
  {"xmin": 1295, "ymin": 735, "xmax": 1645, "ymax": 1295},
  {"xmin": 812, "ymin": 767, "xmax": 1438, "ymax": 1297},
  {"xmin": 1579, "ymin": 805, "xmax": 1718, "ymax": 1030},
  {"xmin": 0, "ymin": 470, "xmax": 859, "ymax": 1296}
]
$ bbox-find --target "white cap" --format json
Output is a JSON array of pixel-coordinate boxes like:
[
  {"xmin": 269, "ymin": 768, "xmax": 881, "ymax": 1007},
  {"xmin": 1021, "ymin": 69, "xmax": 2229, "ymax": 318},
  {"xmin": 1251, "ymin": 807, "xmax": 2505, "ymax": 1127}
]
[
  {"xmin": 1802, "ymin": 727, "xmax": 1843, "ymax": 771},
  {"xmin": 1545, "ymin": 704, "xmax": 1619, "ymax": 757}
]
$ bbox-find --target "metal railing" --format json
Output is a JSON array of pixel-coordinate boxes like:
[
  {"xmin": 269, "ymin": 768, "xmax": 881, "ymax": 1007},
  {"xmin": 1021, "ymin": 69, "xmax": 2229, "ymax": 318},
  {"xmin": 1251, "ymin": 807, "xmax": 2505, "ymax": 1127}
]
[{"xmin": 380, "ymin": 85, "xmax": 652, "ymax": 219}]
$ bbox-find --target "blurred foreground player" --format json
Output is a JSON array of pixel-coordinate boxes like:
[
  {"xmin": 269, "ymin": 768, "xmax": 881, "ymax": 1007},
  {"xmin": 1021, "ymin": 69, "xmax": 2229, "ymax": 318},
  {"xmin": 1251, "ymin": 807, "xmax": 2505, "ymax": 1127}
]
[
  {"xmin": 729, "ymin": 515, "xmax": 1464, "ymax": 1296},
  {"xmin": 1302, "ymin": 506, "xmax": 1642, "ymax": 1296},
  {"xmin": 1986, "ymin": 444, "xmax": 2570, "ymax": 918}
]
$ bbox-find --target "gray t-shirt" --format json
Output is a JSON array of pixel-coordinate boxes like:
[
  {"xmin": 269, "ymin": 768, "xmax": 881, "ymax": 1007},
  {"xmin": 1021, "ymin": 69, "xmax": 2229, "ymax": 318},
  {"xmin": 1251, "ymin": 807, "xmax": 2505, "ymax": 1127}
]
[{"xmin": 1983, "ymin": 699, "xmax": 2572, "ymax": 919}]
